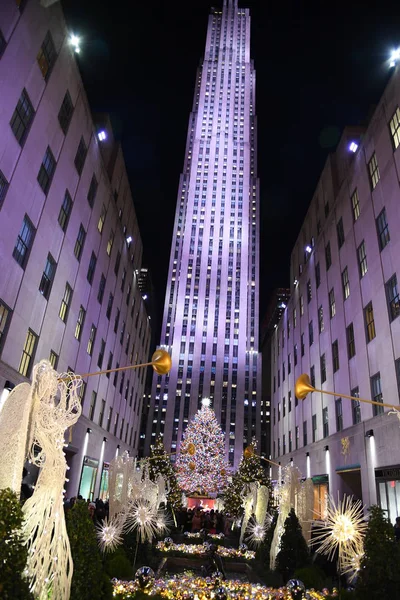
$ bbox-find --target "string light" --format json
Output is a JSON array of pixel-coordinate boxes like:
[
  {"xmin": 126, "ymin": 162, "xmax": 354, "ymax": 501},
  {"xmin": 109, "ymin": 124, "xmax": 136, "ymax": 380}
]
[{"xmin": 156, "ymin": 541, "xmax": 255, "ymax": 560}]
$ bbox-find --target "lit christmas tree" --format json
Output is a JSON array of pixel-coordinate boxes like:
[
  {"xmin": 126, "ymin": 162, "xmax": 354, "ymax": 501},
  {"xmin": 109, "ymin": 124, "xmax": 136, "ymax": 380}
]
[
  {"xmin": 176, "ymin": 400, "xmax": 229, "ymax": 495},
  {"xmin": 223, "ymin": 442, "xmax": 272, "ymax": 518},
  {"xmin": 148, "ymin": 436, "xmax": 182, "ymax": 511}
]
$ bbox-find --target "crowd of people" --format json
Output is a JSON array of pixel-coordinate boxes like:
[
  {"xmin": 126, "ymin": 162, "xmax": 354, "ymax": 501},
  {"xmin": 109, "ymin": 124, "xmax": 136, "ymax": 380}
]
[
  {"xmin": 64, "ymin": 495, "xmax": 109, "ymax": 525},
  {"xmin": 176, "ymin": 507, "xmax": 234, "ymax": 536}
]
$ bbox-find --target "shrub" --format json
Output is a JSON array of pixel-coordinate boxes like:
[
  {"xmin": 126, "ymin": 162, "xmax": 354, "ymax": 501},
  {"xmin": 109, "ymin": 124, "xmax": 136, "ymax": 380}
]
[
  {"xmin": 275, "ymin": 509, "xmax": 310, "ymax": 581},
  {"xmin": 294, "ymin": 565, "xmax": 325, "ymax": 590},
  {"xmin": 105, "ymin": 548, "xmax": 133, "ymax": 579}
]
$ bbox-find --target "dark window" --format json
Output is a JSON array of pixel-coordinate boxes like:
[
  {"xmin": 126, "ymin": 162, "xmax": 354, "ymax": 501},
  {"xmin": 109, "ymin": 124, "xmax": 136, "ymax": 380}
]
[
  {"xmin": 325, "ymin": 242, "xmax": 332, "ymax": 270},
  {"xmin": 89, "ymin": 391, "xmax": 97, "ymax": 421},
  {"xmin": 106, "ymin": 352, "xmax": 113, "ymax": 378},
  {"xmin": 74, "ymin": 224, "xmax": 86, "ymax": 261},
  {"xmin": 332, "ymin": 340, "xmax": 339, "ymax": 372},
  {"xmin": 303, "ymin": 420, "xmax": 307, "ymax": 447},
  {"xmin": 309, "ymin": 320, "xmax": 314, "ymax": 346},
  {"xmin": 37, "ymin": 31, "xmax": 57, "ymax": 81},
  {"xmin": 106, "ymin": 293, "xmax": 113, "ymax": 320},
  {"xmin": 75, "ymin": 306, "xmax": 85, "ymax": 340},
  {"xmin": 337, "ymin": 217, "xmax": 345, "ymax": 248},
  {"xmin": 114, "ymin": 308, "xmax": 120, "ymax": 333},
  {"xmin": 351, "ymin": 387, "xmax": 361, "ymax": 425},
  {"xmin": 323, "ymin": 406, "xmax": 329, "ymax": 437},
  {"xmin": 307, "ymin": 279, "xmax": 312, "ymax": 303},
  {"xmin": 87, "ymin": 174, "xmax": 98, "ymax": 208},
  {"xmin": 19, "ymin": 329, "xmax": 38, "ymax": 377},
  {"xmin": 58, "ymin": 190, "xmax": 72, "ymax": 231},
  {"xmin": 113, "ymin": 363, "xmax": 119, "ymax": 387},
  {"xmin": 324, "ymin": 202, "xmax": 329, "ymax": 217},
  {"xmin": 87, "ymin": 251, "xmax": 97, "ymax": 284},
  {"xmin": 283, "ymin": 362, "xmax": 286, "ymax": 382},
  {"xmin": 342, "ymin": 267, "xmax": 350, "ymax": 300},
  {"xmin": 59, "ymin": 282, "xmax": 72, "ymax": 322},
  {"xmin": 97, "ymin": 339, "xmax": 105, "ymax": 368},
  {"xmin": 335, "ymin": 398, "xmax": 343, "ymax": 432},
  {"xmin": 395, "ymin": 359, "xmax": 400, "ymax": 401},
  {"xmin": 0, "ymin": 299, "xmax": 12, "ymax": 354},
  {"xmin": 120, "ymin": 321, "xmax": 125, "ymax": 345},
  {"xmin": 315, "ymin": 262, "xmax": 321, "ymax": 288},
  {"xmin": 295, "ymin": 425, "xmax": 299, "ymax": 450},
  {"xmin": 357, "ymin": 241, "xmax": 368, "ymax": 278},
  {"xmin": 294, "ymin": 344, "xmax": 298, "ymax": 366},
  {"xmin": 37, "ymin": 146, "xmax": 56, "ymax": 195},
  {"xmin": 0, "ymin": 169, "xmax": 9, "ymax": 209},
  {"xmin": 97, "ymin": 274, "xmax": 106, "ymax": 303},
  {"xmin": 58, "ymin": 90, "xmax": 73, "ymax": 134},
  {"xmin": 121, "ymin": 268, "xmax": 126, "ymax": 292},
  {"xmin": 114, "ymin": 251, "xmax": 121, "ymax": 276},
  {"xmin": 301, "ymin": 333, "xmax": 305, "ymax": 357},
  {"xmin": 98, "ymin": 204, "xmax": 106, "ymax": 233},
  {"xmin": 346, "ymin": 323, "xmax": 356, "ymax": 359},
  {"xmin": 283, "ymin": 397, "xmax": 286, "ymax": 417},
  {"xmin": 310, "ymin": 365, "xmax": 315, "ymax": 388},
  {"xmin": 368, "ymin": 152, "xmax": 380, "ymax": 189},
  {"xmin": 371, "ymin": 372, "xmax": 383, "ymax": 416},
  {"xmin": 318, "ymin": 306, "xmax": 324, "ymax": 333},
  {"xmin": 10, "ymin": 89, "xmax": 34, "ymax": 145},
  {"xmin": 329, "ymin": 288, "xmax": 336, "ymax": 318},
  {"xmin": 376, "ymin": 208, "xmax": 390, "ymax": 251},
  {"xmin": 99, "ymin": 399, "xmax": 106, "ymax": 427},
  {"xmin": 389, "ymin": 107, "xmax": 400, "ymax": 149},
  {"xmin": 312, "ymin": 413, "xmax": 317, "ymax": 443},
  {"xmin": 351, "ymin": 189, "xmax": 360, "ymax": 221},
  {"xmin": 386, "ymin": 274, "xmax": 400, "ymax": 321},
  {"xmin": 320, "ymin": 354, "xmax": 326, "ymax": 382},
  {"xmin": 39, "ymin": 253, "xmax": 56, "ymax": 299},
  {"xmin": 317, "ymin": 219, "xmax": 321, "ymax": 234},
  {"xmin": 49, "ymin": 350, "xmax": 58, "ymax": 369},
  {"xmin": 13, "ymin": 214, "xmax": 35, "ymax": 268},
  {"xmin": 87, "ymin": 324, "xmax": 96, "ymax": 356},
  {"xmin": 364, "ymin": 302, "xmax": 376, "ymax": 343},
  {"xmin": 0, "ymin": 29, "xmax": 6, "ymax": 58},
  {"xmin": 74, "ymin": 137, "xmax": 87, "ymax": 175},
  {"xmin": 288, "ymin": 390, "xmax": 292, "ymax": 412}
]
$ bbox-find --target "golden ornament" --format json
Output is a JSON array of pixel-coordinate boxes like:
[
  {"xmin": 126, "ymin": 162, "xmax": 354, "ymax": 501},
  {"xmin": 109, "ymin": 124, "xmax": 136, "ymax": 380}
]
[
  {"xmin": 189, "ymin": 461, "xmax": 196, "ymax": 471},
  {"xmin": 220, "ymin": 469, "xmax": 226, "ymax": 476},
  {"xmin": 244, "ymin": 445, "xmax": 254, "ymax": 459},
  {"xmin": 187, "ymin": 443, "xmax": 196, "ymax": 456}
]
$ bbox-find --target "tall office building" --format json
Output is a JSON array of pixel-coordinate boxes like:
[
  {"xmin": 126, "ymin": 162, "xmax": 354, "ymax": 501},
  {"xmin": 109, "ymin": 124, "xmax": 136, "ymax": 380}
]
[
  {"xmin": 0, "ymin": 0, "xmax": 151, "ymax": 500},
  {"xmin": 144, "ymin": 0, "xmax": 261, "ymax": 468}
]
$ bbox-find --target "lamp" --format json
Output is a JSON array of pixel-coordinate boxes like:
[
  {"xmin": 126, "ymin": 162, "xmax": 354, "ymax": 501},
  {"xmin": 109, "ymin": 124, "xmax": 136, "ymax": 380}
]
[
  {"xmin": 103, "ymin": 437, "xmax": 107, "ymax": 442},
  {"xmin": 117, "ymin": 445, "xmax": 120, "ymax": 449},
  {"xmin": 87, "ymin": 428, "xmax": 92, "ymax": 434},
  {"xmin": 324, "ymin": 445, "xmax": 329, "ymax": 452},
  {"xmin": 4, "ymin": 380, "xmax": 15, "ymax": 392},
  {"xmin": 365, "ymin": 429, "xmax": 374, "ymax": 438},
  {"xmin": 306, "ymin": 452, "xmax": 310, "ymax": 457}
]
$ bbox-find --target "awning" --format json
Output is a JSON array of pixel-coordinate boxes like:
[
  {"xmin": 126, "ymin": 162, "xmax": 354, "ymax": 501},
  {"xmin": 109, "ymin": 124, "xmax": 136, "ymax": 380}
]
[{"xmin": 336, "ymin": 464, "xmax": 361, "ymax": 473}]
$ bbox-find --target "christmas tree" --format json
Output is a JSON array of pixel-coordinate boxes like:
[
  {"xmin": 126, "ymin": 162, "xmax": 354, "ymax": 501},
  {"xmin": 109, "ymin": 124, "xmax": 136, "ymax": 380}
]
[
  {"xmin": 223, "ymin": 442, "xmax": 271, "ymax": 518},
  {"xmin": 176, "ymin": 400, "xmax": 229, "ymax": 495},
  {"xmin": 356, "ymin": 505, "xmax": 400, "ymax": 598},
  {"xmin": 148, "ymin": 436, "xmax": 182, "ymax": 511},
  {"xmin": 275, "ymin": 508, "xmax": 310, "ymax": 581}
]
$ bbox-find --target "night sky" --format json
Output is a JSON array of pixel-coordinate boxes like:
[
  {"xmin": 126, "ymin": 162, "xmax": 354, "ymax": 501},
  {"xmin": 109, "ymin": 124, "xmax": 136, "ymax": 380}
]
[{"xmin": 63, "ymin": 0, "xmax": 400, "ymax": 340}]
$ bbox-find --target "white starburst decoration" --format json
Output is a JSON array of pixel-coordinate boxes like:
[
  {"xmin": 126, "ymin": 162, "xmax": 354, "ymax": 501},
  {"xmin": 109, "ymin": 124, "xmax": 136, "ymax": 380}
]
[
  {"xmin": 96, "ymin": 516, "xmax": 124, "ymax": 553},
  {"xmin": 313, "ymin": 494, "xmax": 367, "ymax": 570},
  {"xmin": 125, "ymin": 499, "xmax": 159, "ymax": 543},
  {"xmin": 341, "ymin": 545, "xmax": 364, "ymax": 582},
  {"xmin": 245, "ymin": 519, "xmax": 269, "ymax": 548},
  {"xmin": 156, "ymin": 509, "xmax": 173, "ymax": 535}
]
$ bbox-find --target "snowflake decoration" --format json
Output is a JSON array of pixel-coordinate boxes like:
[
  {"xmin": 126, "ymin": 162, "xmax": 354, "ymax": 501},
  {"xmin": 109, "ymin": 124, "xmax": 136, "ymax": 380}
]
[
  {"xmin": 341, "ymin": 545, "xmax": 364, "ymax": 582},
  {"xmin": 245, "ymin": 519, "xmax": 268, "ymax": 548},
  {"xmin": 96, "ymin": 517, "xmax": 123, "ymax": 553},
  {"xmin": 155, "ymin": 509, "xmax": 173, "ymax": 535},
  {"xmin": 125, "ymin": 499, "xmax": 159, "ymax": 543}
]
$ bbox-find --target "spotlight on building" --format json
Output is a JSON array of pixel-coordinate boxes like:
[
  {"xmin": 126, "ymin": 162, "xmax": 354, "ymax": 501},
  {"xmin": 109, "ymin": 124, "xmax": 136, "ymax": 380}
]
[
  {"xmin": 87, "ymin": 427, "xmax": 92, "ymax": 434},
  {"xmin": 349, "ymin": 141, "xmax": 358, "ymax": 153},
  {"xmin": 69, "ymin": 34, "xmax": 81, "ymax": 53},
  {"xmin": 305, "ymin": 244, "xmax": 312, "ymax": 254},
  {"xmin": 294, "ymin": 279, "xmax": 298, "ymax": 286},
  {"xmin": 365, "ymin": 429, "xmax": 374, "ymax": 438},
  {"xmin": 142, "ymin": 294, "xmax": 148, "ymax": 300},
  {"xmin": 103, "ymin": 437, "xmax": 108, "ymax": 443},
  {"xmin": 324, "ymin": 445, "xmax": 329, "ymax": 452},
  {"xmin": 390, "ymin": 48, "xmax": 400, "ymax": 67},
  {"xmin": 306, "ymin": 452, "xmax": 310, "ymax": 457},
  {"xmin": 279, "ymin": 302, "xmax": 286, "ymax": 309},
  {"xmin": 4, "ymin": 380, "xmax": 15, "ymax": 392},
  {"xmin": 98, "ymin": 130, "xmax": 107, "ymax": 141},
  {"xmin": 126, "ymin": 236, "xmax": 132, "ymax": 244}
]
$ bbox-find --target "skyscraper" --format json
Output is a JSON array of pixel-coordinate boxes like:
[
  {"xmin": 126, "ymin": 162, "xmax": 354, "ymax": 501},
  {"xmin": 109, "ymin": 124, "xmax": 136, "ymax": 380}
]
[{"xmin": 145, "ymin": 0, "xmax": 261, "ymax": 468}]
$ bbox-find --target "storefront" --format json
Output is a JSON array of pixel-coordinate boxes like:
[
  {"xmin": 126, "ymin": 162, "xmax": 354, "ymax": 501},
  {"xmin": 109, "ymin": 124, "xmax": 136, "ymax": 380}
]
[
  {"xmin": 376, "ymin": 465, "xmax": 400, "ymax": 524},
  {"xmin": 78, "ymin": 456, "xmax": 99, "ymax": 501},
  {"xmin": 99, "ymin": 462, "xmax": 109, "ymax": 501},
  {"xmin": 312, "ymin": 474, "xmax": 328, "ymax": 519}
]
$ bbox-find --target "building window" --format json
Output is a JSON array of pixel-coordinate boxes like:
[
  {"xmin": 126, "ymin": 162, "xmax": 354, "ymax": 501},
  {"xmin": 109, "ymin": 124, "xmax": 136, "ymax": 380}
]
[
  {"xmin": 389, "ymin": 106, "xmax": 400, "ymax": 149},
  {"xmin": 106, "ymin": 352, "xmax": 113, "ymax": 378},
  {"xmin": 74, "ymin": 224, "xmax": 86, "ymax": 261},
  {"xmin": 19, "ymin": 329, "xmax": 37, "ymax": 377},
  {"xmin": 303, "ymin": 420, "xmax": 307, "ymax": 447},
  {"xmin": 0, "ymin": 29, "xmax": 6, "ymax": 58},
  {"xmin": 351, "ymin": 189, "xmax": 360, "ymax": 221},
  {"xmin": 364, "ymin": 302, "xmax": 376, "ymax": 343},
  {"xmin": 346, "ymin": 323, "xmax": 356, "ymax": 359},
  {"xmin": 99, "ymin": 399, "xmax": 106, "ymax": 427},
  {"xmin": 332, "ymin": 340, "xmax": 339, "ymax": 372},
  {"xmin": 386, "ymin": 274, "xmax": 400, "ymax": 321},
  {"xmin": 315, "ymin": 263, "xmax": 321, "ymax": 288},
  {"xmin": 329, "ymin": 288, "xmax": 336, "ymax": 318},
  {"xmin": 87, "ymin": 251, "xmax": 97, "ymax": 284},
  {"xmin": 322, "ymin": 406, "xmax": 329, "ymax": 438},
  {"xmin": 39, "ymin": 253, "xmax": 56, "ymax": 299},
  {"xmin": 335, "ymin": 398, "xmax": 343, "ymax": 432},
  {"xmin": 310, "ymin": 365, "xmax": 315, "ymax": 388},
  {"xmin": 301, "ymin": 333, "xmax": 305, "ymax": 357},
  {"xmin": 295, "ymin": 425, "xmax": 299, "ymax": 450},
  {"xmin": 37, "ymin": 146, "xmax": 56, "ymax": 195},
  {"xmin": 368, "ymin": 152, "xmax": 380, "ymax": 189},
  {"xmin": 0, "ymin": 299, "xmax": 12, "ymax": 353},
  {"xmin": 10, "ymin": 88, "xmax": 34, "ymax": 145},
  {"xmin": 87, "ymin": 324, "xmax": 96, "ymax": 355},
  {"xmin": 13, "ymin": 214, "xmax": 35, "ymax": 268},
  {"xmin": 59, "ymin": 282, "xmax": 72, "ymax": 322},
  {"xmin": 98, "ymin": 274, "xmax": 106, "ymax": 303},
  {"xmin": 351, "ymin": 387, "xmax": 361, "ymax": 425},
  {"xmin": 357, "ymin": 241, "xmax": 368, "ymax": 278},
  {"xmin": 98, "ymin": 204, "xmax": 106, "ymax": 233},
  {"xmin": 293, "ymin": 307, "xmax": 297, "ymax": 328},
  {"xmin": 37, "ymin": 31, "xmax": 57, "ymax": 81},
  {"xmin": 97, "ymin": 339, "xmax": 105, "ymax": 368},
  {"xmin": 325, "ymin": 242, "xmax": 332, "ymax": 270},
  {"xmin": 324, "ymin": 202, "xmax": 329, "ymax": 218},
  {"xmin": 0, "ymin": 169, "xmax": 8, "ymax": 209},
  {"xmin": 320, "ymin": 354, "xmax": 326, "ymax": 383},
  {"xmin": 342, "ymin": 267, "xmax": 350, "ymax": 300},
  {"xmin": 106, "ymin": 293, "xmax": 113, "ymax": 320},
  {"xmin": 58, "ymin": 90, "xmax": 73, "ymax": 134},
  {"xmin": 114, "ymin": 251, "xmax": 121, "ymax": 276},
  {"xmin": 75, "ymin": 306, "xmax": 85, "ymax": 341},
  {"xmin": 395, "ymin": 359, "xmax": 400, "ymax": 401},
  {"xmin": 74, "ymin": 137, "xmax": 88, "ymax": 175},
  {"xmin": 114, "ymin": 308, "xmax": 120, "ymax": 334},
  {"xmin": 300, "ymin": 295, "xmax": 304, "ymax": 316},
  {"xmin": 49, "ymin": 350, "xmax": 58, "ymax": 369},
  {"xmin": 107, "ymin": 408, "xmax": 113, "ymax": 432},
  {"xmin": 318, "ymin": 306, "xmax": 324, "ymax": 333},
  {"xmin": 87, "ymin": 174, "xmax": 98, "ymax": 208},
  {"xmin": 89, "ymin": 391, "xmax": 97, "ymax": 421},
  {"xmin": 312, "ymin": 413, "xmax": 317, "ymax": 443},
  {"xmin": 294, "ymin": 343, "xmax": 298, "ymax": 366},
  {"xmin": 58, "ymin": 190, "xmax": 72, "ymax": 232},
  {"xmin": 106, "ymin": 230, "xmax": 114, "ymax": 256},
  {"xmin": 307, "ymin": 280, "xmax": 312, "ymax": 303},
  {"xmin": 336, "ymin": 218, "xmax": 345, "ymax": 249},
  {"xmin": 371, "ymin": 372, "xmax": 383, "ymax": 416},
  {"xmin": 376, "ymin": 208, "xmax": 390, "ymax": 251},
  {"xmin": 309, "ymin": 320, "xmax": 314, "ymax": 346}
]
